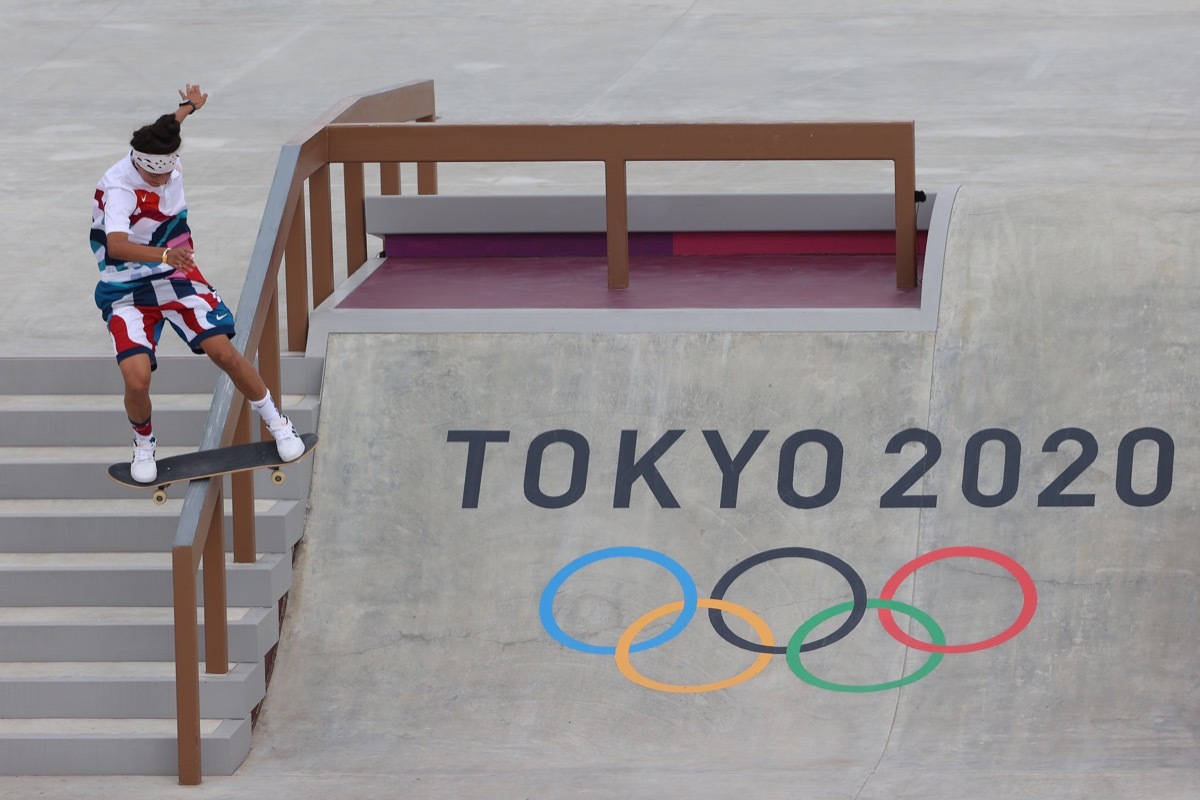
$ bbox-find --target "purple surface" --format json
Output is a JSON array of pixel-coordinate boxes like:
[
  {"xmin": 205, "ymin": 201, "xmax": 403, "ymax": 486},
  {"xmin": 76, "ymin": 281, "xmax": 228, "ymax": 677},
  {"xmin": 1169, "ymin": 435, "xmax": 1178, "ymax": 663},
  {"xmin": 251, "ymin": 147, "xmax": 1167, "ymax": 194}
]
[
  {"xmin": 338, "ymin": 254, "xmax": 922, "ymax": 310},
  {"xmin": 384, "ymin": 232, "xmax": 674, "ymax": 258}
]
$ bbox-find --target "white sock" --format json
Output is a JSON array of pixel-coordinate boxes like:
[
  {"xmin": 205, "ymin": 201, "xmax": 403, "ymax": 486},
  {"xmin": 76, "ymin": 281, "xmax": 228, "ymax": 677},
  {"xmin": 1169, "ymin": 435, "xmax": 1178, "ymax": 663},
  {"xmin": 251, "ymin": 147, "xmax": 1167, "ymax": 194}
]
[{"xmin": 250, "ymin": 391, "xmax": 284, "ymax": 426}]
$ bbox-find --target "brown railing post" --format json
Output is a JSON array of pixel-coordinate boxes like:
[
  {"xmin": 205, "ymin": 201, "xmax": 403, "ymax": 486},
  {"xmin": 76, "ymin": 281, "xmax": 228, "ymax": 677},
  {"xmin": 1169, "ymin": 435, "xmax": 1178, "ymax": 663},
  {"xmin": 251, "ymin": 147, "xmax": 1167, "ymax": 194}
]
[
  {"xmin": 380, "ymin": 162, "xmax": 401, "ymax": 195},
  {"xmin": 231, "ymin": 403, "xmax": 257, "ymax": 564},
  {"xmin": 417, "ymin": 113, "xmax": 438, "ymax": 195},
  {"xmin": 172, "ymin": 546, "xmax": 202, "ymax": 785},
  {"xmin": 260, "ymin": 292, "xmax": 283, "ymax": 425},
  {"xmin": 309, "ymin": 166, "xmax": 338, "ymax": 309},
  {"xmin": 343, "ymin": 162, "xmax": 368, "ymax": 274},
  {"xmin": 416, "ymin": 163, "xmax": 438, "ymax": 195},
  {"xmin": 257, "ymin": 292, "xmax": 283, "ymax": 466},
  {"xmin": 893, "ymin": 148, "xmax": 917, "ymax": 289},
  {"xmin": 309, "ymin": 165, "xmax": 336, "ymax": 309},
  {"xmin": 284, "ymin": 200, "xmax": 309, "ymax": 353},
  {"xmin": 203, "ymin": 485, "xmax": 230, "ymax": 675},
  {"xmin": 170, "ymin": 80, "xmax": 441, "ymax": 784},
  {"xmin": 604, "ymin": 159, "xmax": 629, "ymax": 290}
]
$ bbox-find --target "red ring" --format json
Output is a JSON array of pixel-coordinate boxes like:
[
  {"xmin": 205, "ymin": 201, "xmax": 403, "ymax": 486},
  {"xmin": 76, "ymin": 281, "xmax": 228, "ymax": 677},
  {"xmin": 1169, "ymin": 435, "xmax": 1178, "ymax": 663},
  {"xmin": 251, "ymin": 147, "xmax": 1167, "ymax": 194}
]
[{"xmin": 877, "ymin": 546, "xmax": 1037, "ymax": 654}]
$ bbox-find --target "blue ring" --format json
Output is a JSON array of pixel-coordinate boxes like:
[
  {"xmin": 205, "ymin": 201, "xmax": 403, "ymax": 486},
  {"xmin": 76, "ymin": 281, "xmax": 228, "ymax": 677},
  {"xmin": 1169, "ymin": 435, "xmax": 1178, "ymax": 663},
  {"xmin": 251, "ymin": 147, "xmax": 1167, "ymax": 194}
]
[{"xmin": 539, "ymin": 546, "xmax": 699, "ymax": 655}]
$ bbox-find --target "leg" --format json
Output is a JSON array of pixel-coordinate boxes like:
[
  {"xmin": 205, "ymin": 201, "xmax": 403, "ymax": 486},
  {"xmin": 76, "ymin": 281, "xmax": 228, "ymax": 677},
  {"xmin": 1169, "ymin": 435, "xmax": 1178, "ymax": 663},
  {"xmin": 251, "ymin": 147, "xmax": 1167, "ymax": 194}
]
[
  {"xmin": 103, "ymin": 290, "xmax": 160, "ymax": 428},
  {"xmin": 199, "ymin": 335, "xmax": 268, "ymax": 401},
  {"xmin": 102, "ymin": 288, "xmax": 163, "ymax": 482},
  {"xmin": 199, "ymin": 335, "xmax": 304, "ymax": 461},
  {"xmin": 163, "ymin": 278, "xmax": 263, "ymax": 399},
  {"xmin": 118, "ymin": 353, "xmax": 154, "ymax": 425},
  {"xmin": 118, "ymin": 352, "xmax": 158, "ymax": 483}
]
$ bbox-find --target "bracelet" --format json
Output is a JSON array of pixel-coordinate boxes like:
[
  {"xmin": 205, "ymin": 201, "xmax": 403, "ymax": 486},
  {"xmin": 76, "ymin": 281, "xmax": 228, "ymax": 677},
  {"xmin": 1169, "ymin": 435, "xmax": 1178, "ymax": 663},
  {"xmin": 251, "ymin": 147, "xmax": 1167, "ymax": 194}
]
[
  {"xmin": 162, "ymin": 248, "xmax": 171, "ymax": 264},
  {"xmin": 178, "ymin": 100, "xmax": 197, "ymax": 113}
]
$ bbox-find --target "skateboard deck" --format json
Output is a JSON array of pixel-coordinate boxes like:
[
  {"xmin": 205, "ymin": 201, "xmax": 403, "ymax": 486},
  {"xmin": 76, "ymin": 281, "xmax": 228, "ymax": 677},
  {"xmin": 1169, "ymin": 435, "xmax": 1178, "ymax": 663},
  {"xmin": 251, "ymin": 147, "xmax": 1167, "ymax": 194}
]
[{"xmin": 108, "ymin": 433, "xmax": 319, "ymax": 504}]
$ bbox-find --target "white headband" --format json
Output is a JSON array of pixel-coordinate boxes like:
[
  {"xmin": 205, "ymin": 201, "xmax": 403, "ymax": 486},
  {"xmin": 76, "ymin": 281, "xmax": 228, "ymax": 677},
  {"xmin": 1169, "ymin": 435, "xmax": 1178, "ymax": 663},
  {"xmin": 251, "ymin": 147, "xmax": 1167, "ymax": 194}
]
[{"xmin": 130, "ymin": 149, "xmax": 178, "ymax": 175}]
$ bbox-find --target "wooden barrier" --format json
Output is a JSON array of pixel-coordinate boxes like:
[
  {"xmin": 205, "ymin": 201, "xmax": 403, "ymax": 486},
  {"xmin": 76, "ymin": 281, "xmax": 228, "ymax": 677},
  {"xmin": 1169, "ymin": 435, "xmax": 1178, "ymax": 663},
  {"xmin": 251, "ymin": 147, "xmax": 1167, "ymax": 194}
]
[
  {"xmin": 168, "ymin": 80, "xmax": 438, "ymax": 785},
  {"xmin": 327, "ymin": 120, "xmax": 918, "ymax": 288},
  {"xmin": 168, "ymin": 78, "xmax": 917, "ymax": 783}
]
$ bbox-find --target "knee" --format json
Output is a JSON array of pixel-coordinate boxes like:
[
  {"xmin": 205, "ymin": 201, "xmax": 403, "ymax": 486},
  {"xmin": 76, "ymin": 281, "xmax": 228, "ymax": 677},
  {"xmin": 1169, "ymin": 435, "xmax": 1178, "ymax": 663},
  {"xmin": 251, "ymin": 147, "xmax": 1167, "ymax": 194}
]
[
  {"xmin": 205, "ymin": 339, "xmax": 244, "ymax": 373},
  {"xmin": 125, "ymin": 375, "xmax": 151, "ymax": 397},
  {"xmin": 120, "ymin": 358, "xmax": 152, "ymax": 396}
]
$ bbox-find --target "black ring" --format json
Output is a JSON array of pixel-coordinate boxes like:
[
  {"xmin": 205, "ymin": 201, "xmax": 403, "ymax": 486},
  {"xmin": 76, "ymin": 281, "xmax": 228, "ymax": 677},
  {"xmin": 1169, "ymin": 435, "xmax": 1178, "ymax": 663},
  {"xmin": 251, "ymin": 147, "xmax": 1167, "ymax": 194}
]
[{"xmin": 708, "ymin": 547, "xmax": 868, "ymax": 654}]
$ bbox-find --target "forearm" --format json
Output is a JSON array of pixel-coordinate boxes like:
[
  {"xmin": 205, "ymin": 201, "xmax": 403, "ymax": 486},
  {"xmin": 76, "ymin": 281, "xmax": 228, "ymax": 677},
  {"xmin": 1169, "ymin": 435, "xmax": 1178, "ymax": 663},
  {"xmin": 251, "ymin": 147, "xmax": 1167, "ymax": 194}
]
[
  {"xmin": 107, "ymin": 233, "xmax": 192, "ymax": 270},
  {"xmin": 107, "ymin": 238, "xmax": 169, "ymax": 263}
]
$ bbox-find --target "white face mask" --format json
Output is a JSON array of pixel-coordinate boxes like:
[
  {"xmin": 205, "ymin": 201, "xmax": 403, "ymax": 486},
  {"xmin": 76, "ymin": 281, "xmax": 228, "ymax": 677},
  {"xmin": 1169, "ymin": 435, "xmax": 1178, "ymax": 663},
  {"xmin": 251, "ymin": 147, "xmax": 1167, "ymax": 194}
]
[{"xmin": 130, "ymin": 149, "xmax": 178, "ymax": 175}]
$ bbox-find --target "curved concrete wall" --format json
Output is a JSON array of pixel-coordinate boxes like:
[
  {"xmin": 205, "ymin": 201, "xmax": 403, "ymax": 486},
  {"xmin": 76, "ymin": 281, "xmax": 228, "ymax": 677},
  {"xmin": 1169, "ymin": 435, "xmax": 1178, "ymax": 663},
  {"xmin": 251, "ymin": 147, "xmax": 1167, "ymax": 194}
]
[{"xmin": 241, "ymin": 184, "xmax": 1200, "ymax": 797}]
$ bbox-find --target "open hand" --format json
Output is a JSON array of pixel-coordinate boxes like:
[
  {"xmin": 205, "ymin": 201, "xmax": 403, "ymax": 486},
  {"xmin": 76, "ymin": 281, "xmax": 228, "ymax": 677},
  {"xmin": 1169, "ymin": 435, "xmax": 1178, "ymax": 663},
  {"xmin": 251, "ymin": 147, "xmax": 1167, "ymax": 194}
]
[{"xmin": 178, "ymin": 84, "xmax": 208, "ymax": 111}]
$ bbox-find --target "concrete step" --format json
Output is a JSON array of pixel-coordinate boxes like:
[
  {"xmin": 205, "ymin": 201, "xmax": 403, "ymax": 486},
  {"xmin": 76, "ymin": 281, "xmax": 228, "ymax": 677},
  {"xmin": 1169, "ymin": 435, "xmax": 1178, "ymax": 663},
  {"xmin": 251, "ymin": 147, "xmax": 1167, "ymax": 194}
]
[
  {"xmin": 0, "ymin": 355, "xmax": 317, "ymax": 780},
  {"xmin": 0, "ymin": 717, "xmax": 250, "ymax": 776},
  {"xmin": 0, "ymin": 661, "xmax": 264, "ymax": 719},
  {"xmin": 0, "ymin": 606, "xmax": 278, "ymax": 663},
  {"xmin": 0, "ymin": 498, "xmax": 306, "ymax": 554},
  {"xmin": 0, "ymin": 553, "xmax": 291, "ymax": 608},
  {"xmin": 0, "ymin": 446, "xmax": 316, "ymax": 501},
  {"xmin": 0, "ymin": 355, "xmax": 324, "ymax": 396},
  {"xmin": 0, "ymin": 393, "xmax": 318, "ymax": 446}
]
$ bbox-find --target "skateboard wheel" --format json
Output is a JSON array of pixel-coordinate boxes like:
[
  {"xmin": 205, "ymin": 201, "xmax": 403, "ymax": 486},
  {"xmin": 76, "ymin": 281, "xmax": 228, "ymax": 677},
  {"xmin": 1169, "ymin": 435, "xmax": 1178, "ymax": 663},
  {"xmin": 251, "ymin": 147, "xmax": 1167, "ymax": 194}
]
[
  {"xmin": 152, "ymin": 489, "xmax": 168, "ymax": 505},
  {"xmin": 271, "ymin": 468, "xmax": 286, "ymax": 486}
]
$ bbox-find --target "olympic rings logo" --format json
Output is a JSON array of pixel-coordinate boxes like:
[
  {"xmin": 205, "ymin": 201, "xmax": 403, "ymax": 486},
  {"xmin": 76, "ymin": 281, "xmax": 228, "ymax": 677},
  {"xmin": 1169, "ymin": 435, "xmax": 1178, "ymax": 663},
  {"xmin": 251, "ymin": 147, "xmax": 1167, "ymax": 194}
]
[{"xmin": 540, "ymin": 545, "xmax": 1037, "ymax": 693}]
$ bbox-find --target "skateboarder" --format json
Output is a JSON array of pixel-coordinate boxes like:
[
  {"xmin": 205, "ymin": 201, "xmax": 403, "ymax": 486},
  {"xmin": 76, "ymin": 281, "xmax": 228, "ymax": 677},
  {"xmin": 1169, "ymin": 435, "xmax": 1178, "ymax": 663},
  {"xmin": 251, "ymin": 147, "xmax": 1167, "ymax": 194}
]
[{"xmin": 90, "ymin": 84, "xmax": 303, "ymax": 484}]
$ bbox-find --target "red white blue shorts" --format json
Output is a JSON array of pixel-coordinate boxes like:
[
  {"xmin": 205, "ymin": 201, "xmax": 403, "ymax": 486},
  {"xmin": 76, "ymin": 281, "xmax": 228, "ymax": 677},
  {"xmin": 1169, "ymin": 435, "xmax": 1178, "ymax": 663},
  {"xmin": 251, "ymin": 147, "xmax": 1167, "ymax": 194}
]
[{"xmin": 95, "ymin": 271, "xmax": 236, "ymax": 371}]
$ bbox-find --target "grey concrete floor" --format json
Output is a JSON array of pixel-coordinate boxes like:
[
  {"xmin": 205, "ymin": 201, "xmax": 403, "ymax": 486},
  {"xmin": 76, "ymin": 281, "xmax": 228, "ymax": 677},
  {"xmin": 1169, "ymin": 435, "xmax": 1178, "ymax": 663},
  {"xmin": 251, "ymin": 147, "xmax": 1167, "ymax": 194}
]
[
  {"xmin": 2, "ymin": 2, "xmax": 1200, "ymax": 798},
  {"xmin": 2, "ymin": 1, "xmax": 1199, "ymax": 358}
]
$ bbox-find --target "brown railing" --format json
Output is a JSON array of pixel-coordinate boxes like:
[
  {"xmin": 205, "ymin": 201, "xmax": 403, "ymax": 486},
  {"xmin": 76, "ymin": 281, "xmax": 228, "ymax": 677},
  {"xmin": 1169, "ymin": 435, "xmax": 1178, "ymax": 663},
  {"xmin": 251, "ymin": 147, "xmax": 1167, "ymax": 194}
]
[
  {"xmin": 169, "ymin": 80, "xmax": 438, "ymax": 785},
  {"xmin": 326, "ymin": 121, "xmax": 918, "ymax": 288},
  {"xmin": 169, "ymin": 79, "xmax": 917, "ymax": 783}
]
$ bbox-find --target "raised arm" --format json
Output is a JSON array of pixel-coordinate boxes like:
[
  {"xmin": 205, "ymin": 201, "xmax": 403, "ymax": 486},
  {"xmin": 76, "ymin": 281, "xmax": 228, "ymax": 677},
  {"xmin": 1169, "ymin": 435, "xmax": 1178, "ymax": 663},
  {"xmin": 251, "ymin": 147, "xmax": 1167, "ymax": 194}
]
[{"xmin": 174, "ymin": 84, "xmax": 208, "ymax": 124}]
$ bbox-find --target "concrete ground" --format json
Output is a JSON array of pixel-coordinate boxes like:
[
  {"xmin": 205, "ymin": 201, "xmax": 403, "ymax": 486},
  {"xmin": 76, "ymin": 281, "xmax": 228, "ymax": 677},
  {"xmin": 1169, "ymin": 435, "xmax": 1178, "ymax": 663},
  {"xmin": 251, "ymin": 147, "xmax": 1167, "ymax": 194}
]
[
  {"xmin": 3, "ymin": 0, "xmax": 1199, "ymax": 359},
  {"xmin": 2, "ymin": 1, "xmax": 1199, "ymax": 798}
]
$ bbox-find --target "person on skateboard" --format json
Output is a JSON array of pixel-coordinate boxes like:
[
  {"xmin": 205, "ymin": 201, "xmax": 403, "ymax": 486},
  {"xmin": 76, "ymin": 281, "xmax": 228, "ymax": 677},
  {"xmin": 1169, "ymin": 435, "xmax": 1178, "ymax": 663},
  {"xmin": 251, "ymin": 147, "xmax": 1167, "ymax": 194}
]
[{"xmin": 89, "ymin": 84, "xmax": 304, "ymax": 484}]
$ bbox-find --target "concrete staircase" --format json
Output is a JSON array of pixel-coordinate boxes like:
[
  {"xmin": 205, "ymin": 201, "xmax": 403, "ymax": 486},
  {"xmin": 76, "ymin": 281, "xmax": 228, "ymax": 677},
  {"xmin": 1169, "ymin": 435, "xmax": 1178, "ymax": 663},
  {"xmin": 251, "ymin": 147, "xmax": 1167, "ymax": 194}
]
[{"xmin": 0, "ymin": 354, "xmax": 321, "ymax": 776}]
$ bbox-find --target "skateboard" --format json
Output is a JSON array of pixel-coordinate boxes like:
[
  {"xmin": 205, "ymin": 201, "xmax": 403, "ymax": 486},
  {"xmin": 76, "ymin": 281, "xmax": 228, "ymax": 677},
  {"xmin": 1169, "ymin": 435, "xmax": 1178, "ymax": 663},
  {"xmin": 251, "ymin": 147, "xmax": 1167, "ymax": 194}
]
[{"xmin": 108, "ymin": 433, "xmax": 319, "ymax": 505}]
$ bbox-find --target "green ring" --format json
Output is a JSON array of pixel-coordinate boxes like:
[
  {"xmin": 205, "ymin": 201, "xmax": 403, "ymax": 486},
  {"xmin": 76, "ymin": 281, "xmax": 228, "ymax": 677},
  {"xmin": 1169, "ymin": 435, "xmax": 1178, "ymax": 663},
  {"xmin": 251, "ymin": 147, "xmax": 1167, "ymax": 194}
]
[{"xmin": 786, "ymin": 599, "xmax": 945, "ymax": 693}]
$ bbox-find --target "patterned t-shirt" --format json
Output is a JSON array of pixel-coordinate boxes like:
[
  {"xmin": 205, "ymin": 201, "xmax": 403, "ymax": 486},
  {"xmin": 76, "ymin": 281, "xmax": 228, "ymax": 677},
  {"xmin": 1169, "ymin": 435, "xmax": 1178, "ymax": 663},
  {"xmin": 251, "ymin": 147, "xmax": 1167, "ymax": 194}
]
[{"xmin": 90, "ymin": 153, "xmax": 194, "ymax": 284}]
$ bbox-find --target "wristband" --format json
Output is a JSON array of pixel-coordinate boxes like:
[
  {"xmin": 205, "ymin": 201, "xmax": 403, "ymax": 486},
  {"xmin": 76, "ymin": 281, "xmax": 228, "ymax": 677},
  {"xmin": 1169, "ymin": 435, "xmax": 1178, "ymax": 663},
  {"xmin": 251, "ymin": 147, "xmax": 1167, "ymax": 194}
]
[
  {"xmin": 162, "ymin": 248, "xmax": 171, "ymax": 264},
  {"xmin": 178, "ymin": 100, "xmax": 197, "ymax": 113}
]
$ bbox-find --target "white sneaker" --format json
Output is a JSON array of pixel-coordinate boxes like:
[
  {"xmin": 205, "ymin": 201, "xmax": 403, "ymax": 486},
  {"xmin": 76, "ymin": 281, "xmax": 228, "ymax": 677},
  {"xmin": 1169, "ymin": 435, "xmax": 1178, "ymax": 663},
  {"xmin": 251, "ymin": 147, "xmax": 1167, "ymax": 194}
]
[
  {"xmin": 131, "ymin": 435, "xmax": 157, "ymax": 483},
  {"xmin": 267, "ymin": 416, "xmax": 304, "ymax": 462}
]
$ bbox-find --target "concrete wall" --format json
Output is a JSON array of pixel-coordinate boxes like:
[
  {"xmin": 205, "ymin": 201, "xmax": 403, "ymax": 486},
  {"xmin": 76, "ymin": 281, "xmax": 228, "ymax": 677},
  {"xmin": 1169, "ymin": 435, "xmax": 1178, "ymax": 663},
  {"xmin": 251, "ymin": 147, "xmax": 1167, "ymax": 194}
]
[{"xmin": 244, "ymin": 185, "xmax": 1200, "ymax": 798}]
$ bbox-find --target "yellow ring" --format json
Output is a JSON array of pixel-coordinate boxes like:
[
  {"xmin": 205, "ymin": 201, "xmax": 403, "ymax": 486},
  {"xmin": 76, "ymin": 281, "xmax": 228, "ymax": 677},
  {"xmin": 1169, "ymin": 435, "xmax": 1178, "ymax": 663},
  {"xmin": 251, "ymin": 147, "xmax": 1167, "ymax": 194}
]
[{"xmin": 615, "ymin": 598, "xmax": 774, "ymax": 693}]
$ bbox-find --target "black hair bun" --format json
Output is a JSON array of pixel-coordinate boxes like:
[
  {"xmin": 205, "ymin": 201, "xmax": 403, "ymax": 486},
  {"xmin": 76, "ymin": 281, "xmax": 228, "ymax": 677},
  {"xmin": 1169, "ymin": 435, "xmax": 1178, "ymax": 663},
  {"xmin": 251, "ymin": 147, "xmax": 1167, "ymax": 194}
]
[{"xmin": 130, "ymin": 113, "xmax": 182, "ymax": 154}]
